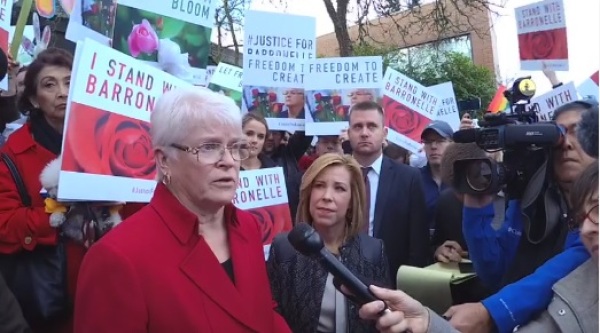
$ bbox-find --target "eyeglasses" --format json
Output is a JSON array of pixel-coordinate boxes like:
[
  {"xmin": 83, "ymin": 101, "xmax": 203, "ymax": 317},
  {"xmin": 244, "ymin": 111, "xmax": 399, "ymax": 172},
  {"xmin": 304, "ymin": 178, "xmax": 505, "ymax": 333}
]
[
  {"xmin": 171, "ymin": 142, "xmax": 250, "ymax": 164},
  {"xmin": 577, "ymin": 204, "xmax": 599, "ymax": 226}
]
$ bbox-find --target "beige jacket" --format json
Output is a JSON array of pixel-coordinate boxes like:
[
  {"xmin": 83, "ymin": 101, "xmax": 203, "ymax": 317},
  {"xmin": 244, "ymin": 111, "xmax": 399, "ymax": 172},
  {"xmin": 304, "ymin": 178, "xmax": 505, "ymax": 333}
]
[{"xmin": 428, "ymin": 258, "xmax": 598, "ymax": 333}]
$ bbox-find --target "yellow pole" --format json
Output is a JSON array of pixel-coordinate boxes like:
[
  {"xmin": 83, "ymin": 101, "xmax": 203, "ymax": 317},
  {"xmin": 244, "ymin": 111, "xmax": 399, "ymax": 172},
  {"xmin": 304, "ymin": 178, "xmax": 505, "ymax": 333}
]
[{"xmin": 10, "ymin": 0, "xmax": 34, "ymax": 58}]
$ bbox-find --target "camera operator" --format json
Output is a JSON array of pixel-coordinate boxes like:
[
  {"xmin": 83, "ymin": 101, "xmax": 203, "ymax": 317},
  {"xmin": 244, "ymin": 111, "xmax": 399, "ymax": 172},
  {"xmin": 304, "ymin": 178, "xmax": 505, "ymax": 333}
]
[{"xmin": 445, "ymin": 99, "xmax": 597, "ymax": 333}]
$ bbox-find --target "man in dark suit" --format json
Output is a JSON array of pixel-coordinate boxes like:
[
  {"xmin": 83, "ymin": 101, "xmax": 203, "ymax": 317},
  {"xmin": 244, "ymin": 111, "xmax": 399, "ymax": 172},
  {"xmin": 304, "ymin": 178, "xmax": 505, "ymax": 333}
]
[{"xmin": 348, "ymin": 101, "xmax": 429, "ymax": 282}]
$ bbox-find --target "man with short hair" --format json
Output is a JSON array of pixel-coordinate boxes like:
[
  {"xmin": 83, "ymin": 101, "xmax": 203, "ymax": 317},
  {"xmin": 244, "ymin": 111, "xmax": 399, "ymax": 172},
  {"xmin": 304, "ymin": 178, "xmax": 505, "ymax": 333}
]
[
  {"xmin": 348, "ymin": 101, "xmax": 429, "ymax": 279},
  {"xmin": 419, "ymin": 120, "xmax": 454, "ymax": 231}
]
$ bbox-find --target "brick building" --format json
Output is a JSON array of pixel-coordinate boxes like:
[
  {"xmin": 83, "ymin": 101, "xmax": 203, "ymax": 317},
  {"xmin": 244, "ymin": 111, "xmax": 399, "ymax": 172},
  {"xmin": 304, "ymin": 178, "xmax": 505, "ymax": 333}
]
[{"xmin": 316, "ymin": 0, "xmax": 498, "ymax": 72}]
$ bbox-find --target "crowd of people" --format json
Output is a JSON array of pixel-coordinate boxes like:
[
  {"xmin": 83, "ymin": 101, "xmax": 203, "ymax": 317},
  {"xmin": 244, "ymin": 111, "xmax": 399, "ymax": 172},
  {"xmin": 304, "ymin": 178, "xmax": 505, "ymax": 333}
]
[{"xmin": 0, "ymin": 47, "xmax": 597, "ymax": 333}]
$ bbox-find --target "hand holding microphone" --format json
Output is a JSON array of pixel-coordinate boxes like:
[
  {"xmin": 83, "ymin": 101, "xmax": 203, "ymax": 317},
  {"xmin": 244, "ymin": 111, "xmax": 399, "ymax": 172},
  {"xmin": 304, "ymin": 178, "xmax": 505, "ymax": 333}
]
[{"xmin": 359, "ymin": 285, "xmax": 431, "ymax": 333}]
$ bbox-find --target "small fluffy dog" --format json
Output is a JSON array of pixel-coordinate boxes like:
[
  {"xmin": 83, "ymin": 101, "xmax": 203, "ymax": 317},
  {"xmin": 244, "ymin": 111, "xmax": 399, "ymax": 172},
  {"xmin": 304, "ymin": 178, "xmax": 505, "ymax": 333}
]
[{"xmin": 39, "ymin": 156, "xmax": 122, "ymax": 245}]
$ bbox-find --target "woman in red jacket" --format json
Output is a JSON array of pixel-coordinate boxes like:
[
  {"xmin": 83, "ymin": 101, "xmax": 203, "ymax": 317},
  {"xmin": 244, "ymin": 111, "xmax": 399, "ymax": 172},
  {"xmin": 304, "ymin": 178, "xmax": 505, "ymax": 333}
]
[
  {"xmin": 0, "ymin": 49, "xmax": 143, "ymax": 333},
  {"xmin": 74, "ymin": 87, "xmax": 291, "ymax": 333},
  {"xmin": 0, "ymin": 48, "xmax": 75, "ymax": 333}
]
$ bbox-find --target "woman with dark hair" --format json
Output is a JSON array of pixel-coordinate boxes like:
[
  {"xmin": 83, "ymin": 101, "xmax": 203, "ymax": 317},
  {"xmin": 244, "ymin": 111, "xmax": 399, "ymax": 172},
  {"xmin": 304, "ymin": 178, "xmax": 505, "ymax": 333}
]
[
  {"xmin": 0, "ymin": 48, "xmax": 77, "ymax": 333},
  {"xmin": 241, "ymin": 112, "xmax": 276, "ymax": 170}
]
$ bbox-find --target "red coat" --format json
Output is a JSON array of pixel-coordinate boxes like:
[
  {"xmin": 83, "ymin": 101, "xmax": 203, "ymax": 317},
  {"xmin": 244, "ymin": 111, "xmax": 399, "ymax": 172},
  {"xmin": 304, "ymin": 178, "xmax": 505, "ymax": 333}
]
[
  {"xmin": 74, "ymin": 183, "xmax": 291, "ymax": 333},
  {"xmin": 0, "ymin": 124, "xmax": 145, "ymax": 333}
]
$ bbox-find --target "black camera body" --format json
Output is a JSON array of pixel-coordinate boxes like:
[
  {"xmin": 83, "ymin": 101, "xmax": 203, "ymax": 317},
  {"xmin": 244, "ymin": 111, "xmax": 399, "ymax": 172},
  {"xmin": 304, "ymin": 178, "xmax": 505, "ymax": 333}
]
[{"xmin": 452, "ymin": 77, "xmax": 563, "ymax": 195}]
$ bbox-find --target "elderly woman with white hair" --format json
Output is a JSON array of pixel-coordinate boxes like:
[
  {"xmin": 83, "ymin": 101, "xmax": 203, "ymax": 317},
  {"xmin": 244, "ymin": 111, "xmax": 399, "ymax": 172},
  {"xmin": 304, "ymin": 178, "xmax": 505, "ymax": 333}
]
[{"xmin": 73, "ymin": 88, "xmax": 291, "ymax": 333}]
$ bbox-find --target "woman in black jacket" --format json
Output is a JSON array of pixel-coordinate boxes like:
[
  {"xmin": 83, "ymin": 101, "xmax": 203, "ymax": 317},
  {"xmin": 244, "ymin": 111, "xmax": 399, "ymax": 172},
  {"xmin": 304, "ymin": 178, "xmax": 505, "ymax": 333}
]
[{"xmin": 267, "ymin": 154, "xmax": 391, "ymax": 332}]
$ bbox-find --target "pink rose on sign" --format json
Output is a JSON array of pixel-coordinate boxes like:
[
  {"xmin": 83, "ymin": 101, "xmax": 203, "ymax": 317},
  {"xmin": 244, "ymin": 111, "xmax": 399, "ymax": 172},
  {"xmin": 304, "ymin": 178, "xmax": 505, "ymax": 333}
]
[{"xmin": 127, "ymin": 19, "xmax": 159, "ymax": 58}]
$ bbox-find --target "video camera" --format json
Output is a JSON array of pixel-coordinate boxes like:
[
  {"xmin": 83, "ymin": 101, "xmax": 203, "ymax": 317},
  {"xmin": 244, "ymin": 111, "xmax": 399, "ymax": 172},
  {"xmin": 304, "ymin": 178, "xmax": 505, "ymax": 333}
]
[{"xmin": 451, "ymin": 77, "xmax": 564, "ymax": 195}]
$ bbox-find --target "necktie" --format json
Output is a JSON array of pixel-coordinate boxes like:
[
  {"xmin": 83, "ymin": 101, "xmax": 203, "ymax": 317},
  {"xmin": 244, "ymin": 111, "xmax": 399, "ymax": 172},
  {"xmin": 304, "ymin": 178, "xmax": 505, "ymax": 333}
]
[{"xmin": 361, "ymin": 167, "xmax": 371, "ymax": 234}]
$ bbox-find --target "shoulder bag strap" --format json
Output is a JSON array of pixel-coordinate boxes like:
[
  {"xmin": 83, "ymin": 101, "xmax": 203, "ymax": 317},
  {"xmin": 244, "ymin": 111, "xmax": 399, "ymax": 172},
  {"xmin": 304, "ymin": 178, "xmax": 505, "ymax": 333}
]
[{"xmin": 1, "ymin": 153, "xmax": 32, "ymax": 207}]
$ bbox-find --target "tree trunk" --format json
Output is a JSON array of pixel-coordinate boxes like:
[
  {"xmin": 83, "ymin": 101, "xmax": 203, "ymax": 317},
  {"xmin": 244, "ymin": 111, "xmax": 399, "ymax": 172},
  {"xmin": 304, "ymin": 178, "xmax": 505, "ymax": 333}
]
[{"xmin": 322, "ymin": 0, "xmax": 353, "ymax": 57}]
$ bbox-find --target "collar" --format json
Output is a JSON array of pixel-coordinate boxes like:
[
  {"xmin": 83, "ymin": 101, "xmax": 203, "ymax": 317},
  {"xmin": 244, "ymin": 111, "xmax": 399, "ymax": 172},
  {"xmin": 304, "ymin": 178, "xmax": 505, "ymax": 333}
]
[
  {"xmin": 149, "ymin": 183, "xmax": 239, "ymax": 245},
  {"xmin": 355, "ymin": 153, "xmax": 383, "ymax": 176},
  {"xmin": 553, "ymin": 258, "xmax": 598, "ymax": 311},
  {"xmin": 5, "ymin": 123, "xmax": 36, "ymax": 154}
]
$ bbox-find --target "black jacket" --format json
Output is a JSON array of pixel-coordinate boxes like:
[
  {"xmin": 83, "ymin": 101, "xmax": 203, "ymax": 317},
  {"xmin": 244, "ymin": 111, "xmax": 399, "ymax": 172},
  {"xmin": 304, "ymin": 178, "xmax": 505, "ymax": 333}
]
[
  {"xmin": 0, "ymin": 274, "xmax": 31, "ymax": 333},
  {"xmin": 268, "ymin": 132, "xmax": 312, "ymax": 221},
  {"xmin": 267, "ymin": 233, "xmax": 392, "ymax": 333}
]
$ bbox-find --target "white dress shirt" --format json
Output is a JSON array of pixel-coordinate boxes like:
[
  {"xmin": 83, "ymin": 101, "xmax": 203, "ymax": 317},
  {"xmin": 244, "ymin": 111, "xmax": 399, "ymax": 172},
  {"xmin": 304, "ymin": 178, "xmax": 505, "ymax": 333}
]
[{"xmin": 359, "ymin": 154, "xmax": 383, "ymax": 237}]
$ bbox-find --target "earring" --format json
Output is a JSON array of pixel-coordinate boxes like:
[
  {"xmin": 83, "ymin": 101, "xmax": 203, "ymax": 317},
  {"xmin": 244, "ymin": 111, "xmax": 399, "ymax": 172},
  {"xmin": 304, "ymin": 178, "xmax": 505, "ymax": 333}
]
[{"xmin": 162, "ymin": 174, "xmax": 171, "ymax": 185}]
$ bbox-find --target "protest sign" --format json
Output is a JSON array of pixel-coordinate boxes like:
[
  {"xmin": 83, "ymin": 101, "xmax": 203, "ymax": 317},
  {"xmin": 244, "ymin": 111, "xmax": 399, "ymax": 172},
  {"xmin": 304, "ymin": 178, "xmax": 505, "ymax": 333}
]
[
  {"xmin": 304, "ymin": 56, "xmax": 382, "ymax": 135},
  {"xmin": 111, "ymin": 0, "xmax": 217, "ymax": 85},
  {"xmin": 382, "ymin": 68, "xmax": 438, "ymax": 154},
  {"xmin": 58, "ymin": 38, "xmax": 191, "ymax": 202},
  {"xmin": 207, "ymin": 62, "xmax": 243, "ymax": 109},
  {"xmin": 234, "ymin": 167, "xmax": 292, "ymax": 260},
  {"xmin": 528, "ymin": 82, "xmax": 578, "ymax": 120},
  {"xmin": 65, "ymin": 0, "xmax": 115, "ymax": 45},
  {"xmin": 0, "ymin": 0, "xmax": 12, "ymax": 90},
  {"xmin": 242, "ymin": 10, "xmax": 315, "ymax": 131},
  {"xmin": 204, "ymin": 64, "xmax": 217, "ymax": 86},
  {"xmin": 515, "ymin": 0, "xmax": 568, "ymax": 71},
  {"xmin": 578, "ymin": 71, "xmax": 599, "ymax": 100},
  {"xmin": 428, "ymin": 82, "xmax": 460, "ymax": 131}
]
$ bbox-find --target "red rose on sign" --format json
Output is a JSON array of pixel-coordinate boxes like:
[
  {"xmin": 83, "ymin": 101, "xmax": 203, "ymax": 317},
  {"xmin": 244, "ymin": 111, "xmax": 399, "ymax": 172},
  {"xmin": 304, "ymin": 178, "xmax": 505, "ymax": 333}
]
[
  {"xmin": 252, "ymin": 89, "xmax": 259, "ymax": 97},
  {"xmin": 272, "ymin": 103, "xmax": 283, "ymax": 114},
  {"xmin": 382, "ymin": 96, "xmax": 430, "ymax": 143},
  {"xmin": 336, "ymin": 105, "xmax": 346, "ymax": 117},
  {"xmin": 332, "ymin": 95, "xmax": 342, "ymax": 105},
  {"xmin": 315, "ymin": 93, "xmax": 322, "ymax": 102},
  {"xmin": 518, "ymin": 28, "xmax": 568, "ymax": 60},
  {"xmin": 268, "ymin": 92, "xmax": 277, "ymax": 102},
  {"xmin": 62, "ymin": 103, "xmax": 156, "ymax": 179},
  {"xmin": 248, "ymin": 204, "xmax": 292, "ymax": 245}
]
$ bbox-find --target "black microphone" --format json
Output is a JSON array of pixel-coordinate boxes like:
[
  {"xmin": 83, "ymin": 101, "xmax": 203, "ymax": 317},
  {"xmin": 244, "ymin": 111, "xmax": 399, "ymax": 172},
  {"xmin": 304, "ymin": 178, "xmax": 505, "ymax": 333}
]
[
  {"xmin": 288, "ymin": 223, "xmax": 385, "ymax": 308},
  {"xmin": 452, "ymin": 128, "xmax": 479, "ymax": 143}
]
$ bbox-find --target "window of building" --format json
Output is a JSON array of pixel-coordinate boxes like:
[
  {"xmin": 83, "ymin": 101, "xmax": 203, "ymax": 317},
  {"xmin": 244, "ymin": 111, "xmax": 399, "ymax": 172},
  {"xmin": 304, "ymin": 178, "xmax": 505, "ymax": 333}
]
[{"xmin": 388, "ymin": 34, "xmax": 473, "ymax": 69}]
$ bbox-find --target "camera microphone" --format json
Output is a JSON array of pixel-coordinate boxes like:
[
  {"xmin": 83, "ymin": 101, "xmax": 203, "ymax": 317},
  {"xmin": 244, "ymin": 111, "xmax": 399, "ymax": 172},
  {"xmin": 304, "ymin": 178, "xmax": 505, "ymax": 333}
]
[{"xmin": 288, "ymin": 223, "xmax": 386, "ymax": 308}]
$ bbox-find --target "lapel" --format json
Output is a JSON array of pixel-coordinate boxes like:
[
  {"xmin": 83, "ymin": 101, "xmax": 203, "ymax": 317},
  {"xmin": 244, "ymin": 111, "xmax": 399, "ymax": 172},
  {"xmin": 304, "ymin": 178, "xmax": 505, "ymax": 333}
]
[
  {"xmin": 151, "ymin": 185, "xmax": 266, "ymax": 332},
  {"xmin": 373, "ymin": 157, "xmax": 394, "ymax": 237},
  {"xmin": 295, "ymin": 253, "xmax": 328, "ymax": 332}
]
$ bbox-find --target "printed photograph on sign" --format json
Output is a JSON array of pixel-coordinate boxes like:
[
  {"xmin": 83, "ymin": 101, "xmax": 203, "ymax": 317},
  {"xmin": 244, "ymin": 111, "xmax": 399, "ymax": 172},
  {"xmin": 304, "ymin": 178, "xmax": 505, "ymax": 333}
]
[
  {"xmin": 62, "ymin": 102, "xmax": 156, "ymax": 180},
  {"xmin": 382, "ymin": 68, "xmax": 439, "ymax": 154},
  {"xmin": 207, "ymin": 84, "xmax": 243, "ymax": 109},
  {"xmin": 306, "ymin": 88, "xmax": 380, "ymax": 122},
  {"xmin": 81, "ymin": 0, "xmax": 117, "ymax": 38},
  {"xmin": 58, "ymin": 38, "xmax": 192, "ymax": 202},
  {"xmin": 234, "ymin": 167, "xmax": 292, "ymax": 259},
  {"xmin": 515, "ymin": 0, "xmax": 568, "ymax": 70},
  {"xmin": 242, "ymin": 86, "xmax": 308, "ymax": 120},
  {"xmin": 65, "ymin": 0, "xmax": 112, "ymax": 45},
  {"xmin": 247, "ymin": 204, "xmax": 292, "ymax": 246},
  {"xmin": 112, "ymin": 4, "xmax": 211, "ymax": 84},
  {"xmin": 0, "ymin": 0, "xmax": 13, "ymax": 90},
  {"xmin": 383, "ymin": 95, "xmax": 431, "ymax": 145}
]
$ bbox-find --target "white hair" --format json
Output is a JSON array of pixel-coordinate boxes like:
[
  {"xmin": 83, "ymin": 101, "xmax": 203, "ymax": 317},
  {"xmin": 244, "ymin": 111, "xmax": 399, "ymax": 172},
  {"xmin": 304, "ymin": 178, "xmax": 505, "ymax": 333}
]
[{"xmin": 151, "ymin": 87, "xmax": 242, "ymax": 180}]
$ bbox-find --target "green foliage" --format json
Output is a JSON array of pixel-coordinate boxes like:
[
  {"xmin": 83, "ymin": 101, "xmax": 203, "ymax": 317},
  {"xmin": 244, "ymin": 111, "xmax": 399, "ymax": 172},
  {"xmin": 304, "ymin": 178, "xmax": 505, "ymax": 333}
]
[{"xmin": 353, "ymin": 43, "xmax": 497, "ymax": 118}]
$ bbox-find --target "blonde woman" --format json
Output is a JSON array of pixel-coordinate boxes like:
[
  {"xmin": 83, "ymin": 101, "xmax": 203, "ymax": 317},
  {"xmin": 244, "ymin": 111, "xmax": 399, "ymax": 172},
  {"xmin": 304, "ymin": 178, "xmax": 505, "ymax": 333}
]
[{"xmin": 267, "ymin": 153, "xmax": 391, "ymax": 333}]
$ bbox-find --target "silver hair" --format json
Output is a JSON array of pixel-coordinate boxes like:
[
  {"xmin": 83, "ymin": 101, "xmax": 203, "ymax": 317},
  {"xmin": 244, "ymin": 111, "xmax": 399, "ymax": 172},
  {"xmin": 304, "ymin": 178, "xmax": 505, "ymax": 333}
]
[{"xmin": 151, "ymin": 87, "xmax": 242, "ymax": 180}]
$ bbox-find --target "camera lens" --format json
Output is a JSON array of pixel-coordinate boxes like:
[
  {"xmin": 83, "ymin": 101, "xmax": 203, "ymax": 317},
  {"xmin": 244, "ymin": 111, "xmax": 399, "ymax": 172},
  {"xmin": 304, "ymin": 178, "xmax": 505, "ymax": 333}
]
[{"xmin": 466, "ymin": 160, "xmax": 492, "ymax": 192}]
